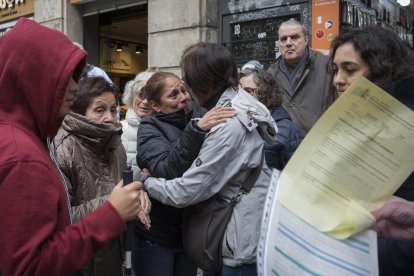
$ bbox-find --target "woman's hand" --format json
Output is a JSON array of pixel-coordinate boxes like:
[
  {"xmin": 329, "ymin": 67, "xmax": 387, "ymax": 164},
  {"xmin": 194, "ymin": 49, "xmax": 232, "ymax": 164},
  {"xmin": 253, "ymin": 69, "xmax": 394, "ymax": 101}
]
[
  {"xmin": 196, "ymin": 106, "xmax": 236, "ymax": 131},
  {"xmin": 107, "ymin": 181, "xmax": 142, "ymax": 221},
  {"xmin": 141, "ymin": 168, "xmax": 151, "ymax": 178},
  {"xmin": 137, "ymin": 190, "xmax": 152, "ymax": 230}
]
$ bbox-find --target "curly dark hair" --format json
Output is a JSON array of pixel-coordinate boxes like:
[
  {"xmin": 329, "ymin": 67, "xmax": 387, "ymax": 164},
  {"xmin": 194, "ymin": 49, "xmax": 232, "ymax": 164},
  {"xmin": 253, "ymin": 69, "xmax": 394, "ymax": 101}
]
[
  {"xmin": 326, "ymin": 25, "xmax": 414, "ymax": 105},
  {"xmin": 329, "ymin": 26, "xmax": 414, "ymax": 87},
  {"xmin": 239, "ymin": 68, "xmax": 282, "ymax": 111},
  {"xmin": 71, "ymin": 77, "xmax": 119, "ymax": 115}
]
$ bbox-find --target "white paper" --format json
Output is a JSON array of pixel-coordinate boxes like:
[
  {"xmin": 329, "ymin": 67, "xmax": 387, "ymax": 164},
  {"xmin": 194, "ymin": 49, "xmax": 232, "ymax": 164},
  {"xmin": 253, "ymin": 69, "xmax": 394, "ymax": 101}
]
[{"xmin": 257, "ymin": 170, "xmax": 378, "ymax": 276}]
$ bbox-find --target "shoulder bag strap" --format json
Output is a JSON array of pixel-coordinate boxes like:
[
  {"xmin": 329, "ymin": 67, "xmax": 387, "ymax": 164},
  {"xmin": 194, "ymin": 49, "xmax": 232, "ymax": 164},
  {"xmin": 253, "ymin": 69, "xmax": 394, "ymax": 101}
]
[{"xmin": 241, "ymin": 153, "xmax": 265, "ymax": 194}]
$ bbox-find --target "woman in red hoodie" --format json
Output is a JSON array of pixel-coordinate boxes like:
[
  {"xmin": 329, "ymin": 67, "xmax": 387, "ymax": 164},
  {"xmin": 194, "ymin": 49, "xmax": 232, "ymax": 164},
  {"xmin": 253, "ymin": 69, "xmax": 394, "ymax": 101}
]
[{"xmin": 0, "ymin": 18, "xmax": 144, "ymax": 276}]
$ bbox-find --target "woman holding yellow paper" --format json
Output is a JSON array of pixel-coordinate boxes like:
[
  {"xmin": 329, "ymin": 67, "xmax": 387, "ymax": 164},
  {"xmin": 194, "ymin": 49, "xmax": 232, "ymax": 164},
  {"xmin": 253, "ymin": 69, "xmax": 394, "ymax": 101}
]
[{"xmin": 329, "ymin": 25, "xmax": 414, "ymax": 276}]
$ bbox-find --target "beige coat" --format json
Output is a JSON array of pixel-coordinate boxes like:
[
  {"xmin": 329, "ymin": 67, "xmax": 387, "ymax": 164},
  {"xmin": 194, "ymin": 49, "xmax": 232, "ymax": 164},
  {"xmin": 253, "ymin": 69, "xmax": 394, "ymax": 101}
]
[{"xmin": 54, "ymin": 112, "xmax": 126, "ymax": 276}]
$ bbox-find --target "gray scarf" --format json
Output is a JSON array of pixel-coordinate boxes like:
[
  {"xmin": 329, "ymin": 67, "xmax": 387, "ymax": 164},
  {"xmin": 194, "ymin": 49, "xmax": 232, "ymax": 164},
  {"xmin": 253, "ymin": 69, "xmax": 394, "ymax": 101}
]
[{"xmin": 279, "ymin": 47, "xmax": 309, "ymax": 91}]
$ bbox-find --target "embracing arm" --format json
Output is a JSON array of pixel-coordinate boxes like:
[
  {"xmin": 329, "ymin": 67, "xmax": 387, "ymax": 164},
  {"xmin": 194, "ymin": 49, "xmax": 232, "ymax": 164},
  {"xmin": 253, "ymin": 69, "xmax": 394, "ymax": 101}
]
[
  {"xmin": 136, "ymin": 118, "xmax": 206, "ymax": 179},
  {"xmin": 143, "ymin": 119, "xmax": 247, "ymax": 207},
  {"xmin": 137, "ymin": 108, "xmax": 235, "ymax": 180}
]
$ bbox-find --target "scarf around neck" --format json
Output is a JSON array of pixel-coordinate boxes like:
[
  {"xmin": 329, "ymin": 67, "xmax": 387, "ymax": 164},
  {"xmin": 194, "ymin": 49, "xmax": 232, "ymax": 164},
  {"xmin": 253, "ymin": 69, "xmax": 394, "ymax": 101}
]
[{"xmin": 280, "ymin": 46, "xmax": 310, "ymax": 90}]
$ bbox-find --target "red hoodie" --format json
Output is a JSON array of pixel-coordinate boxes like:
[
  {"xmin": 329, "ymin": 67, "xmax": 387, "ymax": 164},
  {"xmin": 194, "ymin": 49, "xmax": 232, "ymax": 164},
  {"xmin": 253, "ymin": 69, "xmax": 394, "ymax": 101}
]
[{"xmin": 0, "ymin": 18, "xmax": 126, "ymax": 275}]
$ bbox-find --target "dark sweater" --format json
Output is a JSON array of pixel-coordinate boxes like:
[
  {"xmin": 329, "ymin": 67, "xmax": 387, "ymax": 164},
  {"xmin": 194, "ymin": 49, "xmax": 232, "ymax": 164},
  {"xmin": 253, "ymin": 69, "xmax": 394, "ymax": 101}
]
[
  {"xmin": 378, "ymin": 74, "xmax": 414, "ymax": 276},
  {"xmin": 264, "ymin": 106, "xmax": 304, "ymax": 170}
]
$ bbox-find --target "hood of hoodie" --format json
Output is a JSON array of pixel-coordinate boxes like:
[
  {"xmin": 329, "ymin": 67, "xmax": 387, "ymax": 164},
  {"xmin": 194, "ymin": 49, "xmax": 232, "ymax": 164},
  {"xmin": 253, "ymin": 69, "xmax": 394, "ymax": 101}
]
[
  {"xmin": 217, "ymin": 87, "xmax": 278, "ymax": 144},
  {"xmin": 0, "ymin": 18, "xmax": 87, "ymax": 142}
]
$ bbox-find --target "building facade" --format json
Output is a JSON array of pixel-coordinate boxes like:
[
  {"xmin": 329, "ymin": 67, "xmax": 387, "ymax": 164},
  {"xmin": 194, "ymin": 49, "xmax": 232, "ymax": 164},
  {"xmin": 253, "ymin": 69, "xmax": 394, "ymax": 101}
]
[{"xmin": 1, "ymin": 0, "xmax": 413, "ymax": 87}]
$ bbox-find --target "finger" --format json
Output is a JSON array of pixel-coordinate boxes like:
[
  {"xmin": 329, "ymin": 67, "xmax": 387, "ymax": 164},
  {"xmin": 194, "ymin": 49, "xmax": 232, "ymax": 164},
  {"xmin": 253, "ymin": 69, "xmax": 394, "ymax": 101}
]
[
  {"xmin": 114, "ymin": 180, "xmax": 123, "ymax": 190},
  {"xmin": 138, "ymin": 212, "xmax": 150, "ymax": 228},
  {"xmin": 127, "ymin": 181, "xmax": 141, "ymax": 192},
  {"xmin": 147, "ymin": 198, "xmax": 152, "ymax": 212},
  {"xmin": 211, "ymin": 112, "xmax": 235, "ymax": 120},
  {"xmin": 137, "ymin": 212, "xmax": 145, "ymax": 224},
  {"xmin": 139, "ymin": 191, "xmax": 149, "ymax": 213},
  {"xmin": 143, "ymin": 198, "xmax": 151, "ymax": 214},
  {"xmin": 217, "ymin": 107, "xmax": 235, "ymax": 113},
  {"xmin": 217, "ymin": 112, "xmax": 236, "ymax": 119},
  {"xmin": 138, "ymin": 192, "xmax": 147, "ymax": 212},
  {"xmin": 144, "ymin": 215, "xmax": 151, "ymax": 230}
]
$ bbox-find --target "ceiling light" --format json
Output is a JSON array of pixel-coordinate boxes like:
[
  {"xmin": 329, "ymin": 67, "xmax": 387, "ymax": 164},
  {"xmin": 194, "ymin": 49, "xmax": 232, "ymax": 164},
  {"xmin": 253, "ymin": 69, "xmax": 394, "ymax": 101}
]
[
  {"xmin": 116, "ymin": 43, "xmax": 123, "ymax": 52},
  {"xmin": 135, "ymin": 45, "xmax": 142, "ymax": 54}
]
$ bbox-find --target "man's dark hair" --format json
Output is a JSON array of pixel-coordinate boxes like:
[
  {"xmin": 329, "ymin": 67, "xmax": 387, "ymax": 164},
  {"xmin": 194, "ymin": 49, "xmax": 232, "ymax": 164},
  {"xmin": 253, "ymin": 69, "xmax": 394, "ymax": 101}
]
[{"xmin": 180, "ymin": 42, "xmax": 238, "ymax": 98}]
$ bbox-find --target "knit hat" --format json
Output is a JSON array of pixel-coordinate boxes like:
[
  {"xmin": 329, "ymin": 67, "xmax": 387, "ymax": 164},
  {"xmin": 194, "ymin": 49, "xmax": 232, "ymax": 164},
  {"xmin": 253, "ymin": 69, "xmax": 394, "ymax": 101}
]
[{"xmin": 241, "ymin": 60, "xmax": 263, "ymax": 70}]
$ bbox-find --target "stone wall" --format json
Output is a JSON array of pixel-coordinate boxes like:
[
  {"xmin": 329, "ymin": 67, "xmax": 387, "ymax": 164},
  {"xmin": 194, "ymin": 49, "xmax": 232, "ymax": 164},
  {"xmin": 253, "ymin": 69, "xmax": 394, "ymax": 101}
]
[
  {"xmin": 148, "ymin": 0, "xmax": 218, "ymax": 75},
  {"xmin": 34, "ymin": 0, "xmax": 83, "ymax": 44},
  {"xmin": 36, "ymin": 0, "xmax": 219, "ymax": 75}
]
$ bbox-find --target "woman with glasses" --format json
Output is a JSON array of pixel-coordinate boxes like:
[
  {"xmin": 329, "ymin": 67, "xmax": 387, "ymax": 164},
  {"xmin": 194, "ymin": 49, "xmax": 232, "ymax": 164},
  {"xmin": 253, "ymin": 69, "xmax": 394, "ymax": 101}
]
[{"xmin": 239, "ymin": 68, "xmax": 303, "ymax": 170}]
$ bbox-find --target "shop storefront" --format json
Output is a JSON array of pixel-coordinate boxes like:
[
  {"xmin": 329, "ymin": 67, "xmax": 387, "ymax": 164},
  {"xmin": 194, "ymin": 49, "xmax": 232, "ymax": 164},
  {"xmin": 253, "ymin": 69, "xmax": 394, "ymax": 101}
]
[
  {"xmin": 219, "ymin": 0, "xmax": 414, "ymax": 69},
  {"xmin": 72, "ymin": 0, "xmax": 149, "ymax": 90},
  {"xmin": 0, "ymin": 0, "xmax": 215, "ymax": 92},
  {"xmin": 0, "ymin": 0, "xmax": 34, "ymax": 36}
]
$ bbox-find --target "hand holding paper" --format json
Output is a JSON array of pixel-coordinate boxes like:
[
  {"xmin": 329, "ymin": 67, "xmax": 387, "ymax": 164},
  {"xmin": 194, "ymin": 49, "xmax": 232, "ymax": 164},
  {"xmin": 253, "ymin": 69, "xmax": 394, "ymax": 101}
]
[{"xmin": 277, "ymin": 77, "xmax": 414, "ymax": 238}]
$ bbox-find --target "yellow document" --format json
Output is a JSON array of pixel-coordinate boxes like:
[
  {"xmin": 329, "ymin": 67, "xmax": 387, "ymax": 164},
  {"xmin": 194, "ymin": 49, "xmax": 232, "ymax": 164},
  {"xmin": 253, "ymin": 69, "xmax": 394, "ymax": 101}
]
[{"xmin": 277, "ymin": 76, "xmax": 414, "ymax": 239}]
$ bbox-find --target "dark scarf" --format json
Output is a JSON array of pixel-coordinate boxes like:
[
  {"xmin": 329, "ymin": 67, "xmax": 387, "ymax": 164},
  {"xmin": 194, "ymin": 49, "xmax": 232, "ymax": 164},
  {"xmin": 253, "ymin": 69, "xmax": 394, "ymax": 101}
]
[
  {"xmin": 279, "ymin": 46, "xmax": 310, "ymax": 91},
  {"xmin": 153, "ymin": 109, "xmax": 189, "ymax": 130}
]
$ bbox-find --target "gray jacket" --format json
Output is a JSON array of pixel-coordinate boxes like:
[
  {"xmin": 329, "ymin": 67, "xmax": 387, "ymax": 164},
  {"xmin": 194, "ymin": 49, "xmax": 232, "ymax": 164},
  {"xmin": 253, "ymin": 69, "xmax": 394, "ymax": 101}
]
[
  {"xmin": 267, "ymin": 47, "xmax": 332, "ymax": 134},
  {"xmin": 143, "ymin": 87, "xmax": 277, "ymax": 267}
]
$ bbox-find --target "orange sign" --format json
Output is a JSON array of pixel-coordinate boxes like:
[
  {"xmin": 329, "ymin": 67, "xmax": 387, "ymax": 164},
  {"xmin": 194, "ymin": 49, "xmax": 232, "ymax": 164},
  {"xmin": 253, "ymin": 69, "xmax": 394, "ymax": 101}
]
[
  {"xmin": 0, "ymin": 0, "xmax": 34, "ymax": 23},
  {"xmin": 311, "ymin": 0, "xmax": 340, "ymax": 54}
]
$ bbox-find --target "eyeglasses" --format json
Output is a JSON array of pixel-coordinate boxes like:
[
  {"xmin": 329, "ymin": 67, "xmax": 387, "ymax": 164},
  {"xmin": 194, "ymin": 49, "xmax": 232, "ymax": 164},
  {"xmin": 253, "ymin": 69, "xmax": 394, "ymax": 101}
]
[
  {"xmin": 134, "ymin": 91, "xmax": 145, "ymax": 99},
  {"xmin": 243, "ymin": 87, "xmax": 258, "ymax": 94}
]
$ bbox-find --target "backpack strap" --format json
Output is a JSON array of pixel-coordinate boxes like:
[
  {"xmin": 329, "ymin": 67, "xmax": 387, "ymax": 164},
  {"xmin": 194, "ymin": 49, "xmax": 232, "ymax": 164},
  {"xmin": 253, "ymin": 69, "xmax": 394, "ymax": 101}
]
[
  {"xmin": 230, "ymin": 153, "xmax": 265, "ymax": 205},
  {"xmin": 241, "ymin": 153, "xmax": 265, "ymax": 193}
]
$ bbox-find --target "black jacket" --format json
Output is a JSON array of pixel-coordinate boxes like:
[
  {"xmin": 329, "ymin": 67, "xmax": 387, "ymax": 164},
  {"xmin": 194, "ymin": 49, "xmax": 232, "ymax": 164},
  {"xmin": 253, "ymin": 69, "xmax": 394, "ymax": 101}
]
[
  {"xmin": 135, "ymin": 109, "xmax": 206, "ymax": 247},
  {"xmin": 378, "ymin": 74, "xmax": 414, "ymax": 276},
  {"xmin": 264, "ymin": 106, "xmax": 304, "ymax": 170}
]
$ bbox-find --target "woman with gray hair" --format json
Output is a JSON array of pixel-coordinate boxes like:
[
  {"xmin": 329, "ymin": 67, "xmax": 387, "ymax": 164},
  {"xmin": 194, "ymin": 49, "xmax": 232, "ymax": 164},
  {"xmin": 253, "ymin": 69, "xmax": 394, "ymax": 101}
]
[{"xmin": 121, "ymin": 69, "xmax": 157, "ymax": 180}]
